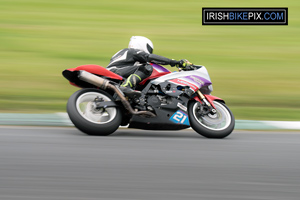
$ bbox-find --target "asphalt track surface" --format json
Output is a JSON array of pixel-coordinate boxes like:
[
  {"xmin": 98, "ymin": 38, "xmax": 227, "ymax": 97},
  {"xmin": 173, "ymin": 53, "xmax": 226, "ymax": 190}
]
[{"xmin": 0, "ymin": 127, "xmax": 300, "ymax": 200}]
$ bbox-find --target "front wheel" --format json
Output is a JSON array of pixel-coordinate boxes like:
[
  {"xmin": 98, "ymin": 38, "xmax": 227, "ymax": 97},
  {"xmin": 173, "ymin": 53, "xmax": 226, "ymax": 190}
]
[
  {"xmin": 67, "ymin": 88, "xmax": 122, "ymax": 136},
  {"xmin": 188, "ymin": 101, "xmax": 235, "ymax": 138}
]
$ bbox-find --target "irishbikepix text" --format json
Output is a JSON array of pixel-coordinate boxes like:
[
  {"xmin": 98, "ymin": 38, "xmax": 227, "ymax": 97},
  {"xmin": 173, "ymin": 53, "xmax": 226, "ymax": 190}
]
[{"xmin": 202, "ymin": 8, "xmax": 288, "ymax": 25}]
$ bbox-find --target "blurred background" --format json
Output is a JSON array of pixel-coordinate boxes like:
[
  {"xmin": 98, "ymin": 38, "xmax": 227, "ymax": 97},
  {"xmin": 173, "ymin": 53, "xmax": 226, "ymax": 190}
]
[{"xmin": 0, "ymin": 0, "xmax": 299, "ymax": 121}]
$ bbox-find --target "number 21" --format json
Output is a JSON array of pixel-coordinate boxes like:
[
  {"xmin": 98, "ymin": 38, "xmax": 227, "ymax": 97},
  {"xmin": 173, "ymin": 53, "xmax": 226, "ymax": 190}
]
[{"xmin": 173, "ymin": 112, "xmax": 187, "ymax": 123}]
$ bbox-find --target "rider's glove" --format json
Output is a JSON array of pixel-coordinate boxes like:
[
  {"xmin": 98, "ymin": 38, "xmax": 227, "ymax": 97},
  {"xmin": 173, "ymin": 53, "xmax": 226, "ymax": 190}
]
[{"xmin": 179, "ymin": 59, "xmax": 193, "ymax": 69}]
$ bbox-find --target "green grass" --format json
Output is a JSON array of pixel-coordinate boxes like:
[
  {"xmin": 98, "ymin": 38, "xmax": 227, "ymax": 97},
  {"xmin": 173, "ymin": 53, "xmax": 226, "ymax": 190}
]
[{"xmin": 1, "ymin": 0, "xmax": 300, "ymax": 121}]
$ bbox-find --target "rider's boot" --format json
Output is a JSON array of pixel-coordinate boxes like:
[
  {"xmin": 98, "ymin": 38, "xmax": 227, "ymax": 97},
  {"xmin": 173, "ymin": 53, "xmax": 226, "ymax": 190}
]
[{"xmin": 120, "ymin": 74, "xmax": 142, "ymax": 97}]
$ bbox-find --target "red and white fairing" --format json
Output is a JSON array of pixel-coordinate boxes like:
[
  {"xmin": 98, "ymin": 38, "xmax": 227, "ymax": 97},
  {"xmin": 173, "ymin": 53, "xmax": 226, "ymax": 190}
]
[{"xmin": 151, "ymin": 65, "xmax": 213, "ymax": 93}]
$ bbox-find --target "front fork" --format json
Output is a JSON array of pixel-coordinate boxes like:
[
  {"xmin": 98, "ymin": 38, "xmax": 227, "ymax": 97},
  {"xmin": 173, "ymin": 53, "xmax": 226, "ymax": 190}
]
[{"xmin": 196, "ymin": 90, "xmax": 217, "ymax": 114}]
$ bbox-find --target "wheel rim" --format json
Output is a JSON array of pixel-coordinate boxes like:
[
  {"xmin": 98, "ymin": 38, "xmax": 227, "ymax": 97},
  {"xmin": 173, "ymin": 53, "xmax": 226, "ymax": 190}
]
[
  {"xmin": 76, "ymin": 92, "xmax": 117, "ymax": 124},
  {"xmin": 192, "ymin": 101, "xmax": 231, "ymax": 131}
]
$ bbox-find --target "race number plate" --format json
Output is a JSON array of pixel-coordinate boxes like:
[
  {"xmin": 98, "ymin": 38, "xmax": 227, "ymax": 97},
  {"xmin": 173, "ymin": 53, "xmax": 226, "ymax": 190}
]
[{"xmin": 169, "ymin": 110, "xmax": 190, "ymax": 126}]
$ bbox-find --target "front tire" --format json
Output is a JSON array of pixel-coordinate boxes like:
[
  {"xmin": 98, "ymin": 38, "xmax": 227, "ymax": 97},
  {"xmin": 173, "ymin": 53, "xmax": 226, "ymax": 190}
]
[
  {"xmin": 67, "ymin": 88, "xmax": 122, "ymax": 136},
  {"xmin": 188, "ymin": 101, "xmax": 235, "ymax": 138}
]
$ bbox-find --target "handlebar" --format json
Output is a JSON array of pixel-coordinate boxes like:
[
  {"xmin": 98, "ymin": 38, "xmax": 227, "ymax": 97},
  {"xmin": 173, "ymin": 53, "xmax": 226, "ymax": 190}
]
[
  {"xmin": 177, "ymin": 64, "xmax": 203, "ymax": 71},
  {"xmin": 192, "ymin": 65, "xmax": 203, "ymax": 69}
]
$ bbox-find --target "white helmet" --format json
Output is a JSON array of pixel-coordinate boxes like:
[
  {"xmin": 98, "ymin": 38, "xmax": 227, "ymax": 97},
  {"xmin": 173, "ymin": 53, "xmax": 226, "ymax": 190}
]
[{"xmin": 128, "ymin": 36, "xmax": 154, "ymax": 54}]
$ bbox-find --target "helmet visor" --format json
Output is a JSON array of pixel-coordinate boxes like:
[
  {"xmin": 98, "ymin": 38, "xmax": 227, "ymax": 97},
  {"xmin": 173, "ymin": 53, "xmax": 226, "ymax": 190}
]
[{"xmin": 147, "ymin": 44, "xmax": 153, "ymax": 54}]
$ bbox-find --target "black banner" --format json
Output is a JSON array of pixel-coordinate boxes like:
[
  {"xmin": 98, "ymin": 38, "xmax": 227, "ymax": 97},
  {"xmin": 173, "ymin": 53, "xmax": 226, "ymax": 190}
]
[{"xmin": 202, "ymin": 8, "xmax": 288, "ymax": 25}]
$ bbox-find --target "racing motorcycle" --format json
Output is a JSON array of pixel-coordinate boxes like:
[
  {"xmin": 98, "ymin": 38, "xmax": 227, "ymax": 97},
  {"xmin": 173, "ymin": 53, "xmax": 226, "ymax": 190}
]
[{"xmin": 62, "ymin": 63, "xmax": 235, "ymax": 138}]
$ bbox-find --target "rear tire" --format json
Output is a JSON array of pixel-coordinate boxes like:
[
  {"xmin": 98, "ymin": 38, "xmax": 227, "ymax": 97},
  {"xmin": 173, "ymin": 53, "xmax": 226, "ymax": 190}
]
[
  {"xmin": 67, "ymin": 88, "xmax": 122, "ymax": 136},
  {"xmin": 188, "ymin": 101, "xmax": 235, "ymax": 138}
]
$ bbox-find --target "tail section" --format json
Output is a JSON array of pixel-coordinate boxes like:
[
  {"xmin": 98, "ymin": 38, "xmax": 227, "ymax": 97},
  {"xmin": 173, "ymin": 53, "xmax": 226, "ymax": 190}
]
[{"xmin": 62, "ymin": 65, "xmax": 123, "ymax": 88}]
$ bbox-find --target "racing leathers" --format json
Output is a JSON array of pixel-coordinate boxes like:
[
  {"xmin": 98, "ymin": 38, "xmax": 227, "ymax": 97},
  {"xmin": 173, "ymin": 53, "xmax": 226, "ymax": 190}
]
[{"xmin": 106, "ymin": 48, "xmax": 179, "ymax": 96}]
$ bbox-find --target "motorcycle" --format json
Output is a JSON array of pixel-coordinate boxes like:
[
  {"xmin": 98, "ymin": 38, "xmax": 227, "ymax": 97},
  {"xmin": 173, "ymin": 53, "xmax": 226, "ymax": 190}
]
[{"xmin": 62, "ymin": 63, "xmax": 235, "ymax": 138}]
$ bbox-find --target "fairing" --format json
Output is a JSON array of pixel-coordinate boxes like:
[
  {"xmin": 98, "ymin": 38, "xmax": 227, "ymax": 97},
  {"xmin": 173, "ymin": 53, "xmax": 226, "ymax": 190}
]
[{"xmin": 151, "ymin": 66, "xmax": 212, "ymax": 92}]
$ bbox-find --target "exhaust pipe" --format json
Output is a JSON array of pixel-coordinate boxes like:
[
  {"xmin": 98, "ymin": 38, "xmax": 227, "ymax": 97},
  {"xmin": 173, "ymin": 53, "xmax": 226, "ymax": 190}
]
[
  {"xmin": 78, "ymin": 70, "xmax": 110, "ymax": 90},
  {"xmin": 78, "ymin": 70, "xmax": 156, "ymax": 118}
]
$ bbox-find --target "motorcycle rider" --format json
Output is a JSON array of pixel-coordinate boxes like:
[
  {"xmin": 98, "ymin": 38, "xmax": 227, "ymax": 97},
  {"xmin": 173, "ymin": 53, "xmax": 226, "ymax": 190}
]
[{"xmin": 106, "ymin": 36, "xmax": 192, "ymax": 96}]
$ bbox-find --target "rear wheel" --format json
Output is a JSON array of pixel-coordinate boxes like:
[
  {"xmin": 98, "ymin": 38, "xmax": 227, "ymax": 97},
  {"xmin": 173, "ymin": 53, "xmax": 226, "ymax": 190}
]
[
  {"xmin": 188, "ymin": 101, "xmax": 235, "ymax": 138},
  {"xmin": 67, "ymin": 88, "xmax": 122, "ymax": 136}
]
